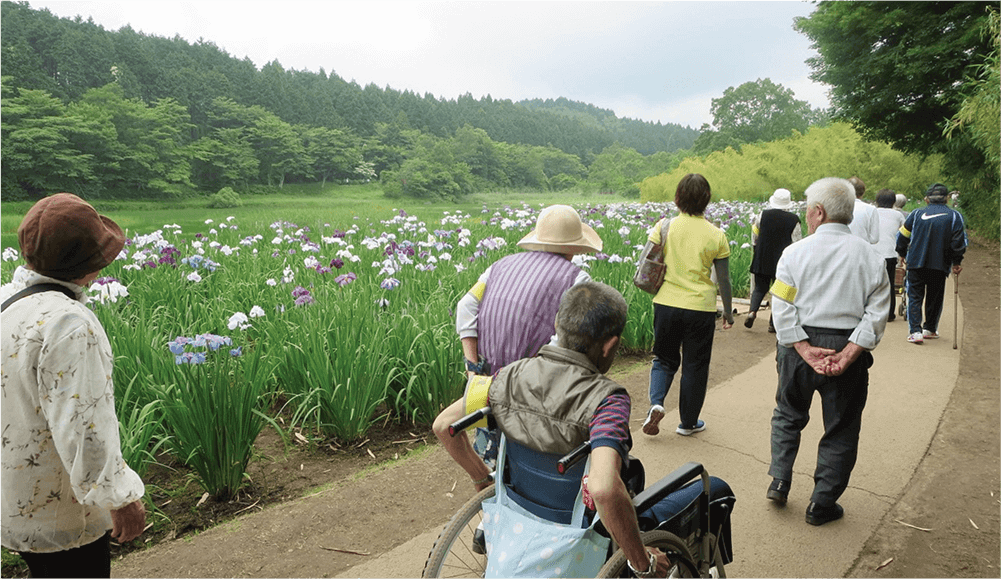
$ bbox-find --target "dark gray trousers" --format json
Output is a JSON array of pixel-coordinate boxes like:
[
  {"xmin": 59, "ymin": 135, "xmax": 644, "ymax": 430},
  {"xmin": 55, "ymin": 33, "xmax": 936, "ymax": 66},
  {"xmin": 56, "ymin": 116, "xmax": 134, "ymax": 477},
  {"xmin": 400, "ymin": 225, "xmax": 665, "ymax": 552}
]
[{"xmin": 769, "ymin": 327, "xmax": 872, "ymax": 506}]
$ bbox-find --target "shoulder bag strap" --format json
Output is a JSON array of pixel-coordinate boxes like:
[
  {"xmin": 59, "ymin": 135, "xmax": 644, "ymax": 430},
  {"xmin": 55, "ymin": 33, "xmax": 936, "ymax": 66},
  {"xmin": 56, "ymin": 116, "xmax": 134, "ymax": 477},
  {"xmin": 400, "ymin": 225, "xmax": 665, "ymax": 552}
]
[
  {"xmin": 657, "ymin": 217, "xmax": 672, "ymax": 251},
  {"xmin": 1, "ymin": 283, "xmax": 77, "ymax": 313}
]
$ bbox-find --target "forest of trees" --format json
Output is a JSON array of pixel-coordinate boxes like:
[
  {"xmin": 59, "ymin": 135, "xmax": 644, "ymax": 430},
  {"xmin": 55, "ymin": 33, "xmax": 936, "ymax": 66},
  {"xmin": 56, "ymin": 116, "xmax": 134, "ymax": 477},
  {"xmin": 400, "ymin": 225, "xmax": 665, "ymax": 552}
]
[
  {"xmin": 795, "ymin": 1, "xmax": 999, "ymax": 238},
  {"xmin": 0, "ymin": 1, "xmax": 700, "ymax": 201},
  {"xmin": 1, "ymin": 1, "xmax": 997, "ymax": 239}
]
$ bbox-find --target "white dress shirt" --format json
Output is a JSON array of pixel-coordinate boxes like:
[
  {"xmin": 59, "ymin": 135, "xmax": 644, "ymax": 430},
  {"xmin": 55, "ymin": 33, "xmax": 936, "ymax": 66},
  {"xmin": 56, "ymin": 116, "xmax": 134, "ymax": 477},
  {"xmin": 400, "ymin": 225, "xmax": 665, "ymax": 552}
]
[
  {"xmin": 849, "ymin": 199, "xmax": 881, "ymax": 245},
  {"xmin": 771, "ymin": 224, "xmax": 890, "ymax": 350}
]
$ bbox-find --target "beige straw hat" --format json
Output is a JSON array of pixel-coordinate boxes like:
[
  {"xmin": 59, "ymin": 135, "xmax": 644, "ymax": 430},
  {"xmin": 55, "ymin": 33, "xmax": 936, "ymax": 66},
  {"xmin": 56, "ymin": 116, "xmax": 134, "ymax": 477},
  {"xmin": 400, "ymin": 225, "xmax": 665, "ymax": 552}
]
[{"xmin": 517, "ymin": 205, "xmax": 603, "ymax": 254}]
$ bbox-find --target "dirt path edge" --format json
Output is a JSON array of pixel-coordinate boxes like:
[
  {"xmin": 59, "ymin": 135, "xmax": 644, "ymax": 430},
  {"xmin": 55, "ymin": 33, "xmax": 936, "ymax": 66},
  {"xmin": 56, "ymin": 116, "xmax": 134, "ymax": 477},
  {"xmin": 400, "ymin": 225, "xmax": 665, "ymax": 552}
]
[{"xmin": 848, "ymin": 235, "xmax": 1000, "ymax": 578}]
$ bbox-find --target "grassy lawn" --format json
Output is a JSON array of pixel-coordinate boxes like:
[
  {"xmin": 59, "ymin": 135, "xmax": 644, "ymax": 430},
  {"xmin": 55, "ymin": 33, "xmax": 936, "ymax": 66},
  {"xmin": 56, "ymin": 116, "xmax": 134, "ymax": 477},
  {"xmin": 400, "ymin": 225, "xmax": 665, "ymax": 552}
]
[{"xmin": 1, "ymin": 183, "xmax": 634, "ymax": 250}]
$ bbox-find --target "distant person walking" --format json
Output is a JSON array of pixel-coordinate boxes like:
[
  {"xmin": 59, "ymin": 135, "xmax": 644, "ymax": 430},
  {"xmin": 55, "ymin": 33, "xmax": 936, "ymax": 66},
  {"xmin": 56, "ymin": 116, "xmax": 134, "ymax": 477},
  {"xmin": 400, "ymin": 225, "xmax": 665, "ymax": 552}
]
[
  {"xmin": 1, "ymin": 193, "xmax": 146, "ymax": 577},
  {"xmin": 641, "ymin": 173, "xmax": 734, "ymax": 438},
  {"xmin": 894, "ymin": 194, "xmax": 910, "ymax": 219},
  {"xmin": 875, "ymin": 189, "xmax": 906, "ymax": 322},
  {"xmin": 745, "ymin": 188, "xmax": 802, "ymax": 332},
  {"xmin": 896, "ymin": 183, "xmax": 967, "ymax": 344},
  {"xmin": 847, "ymin": 176, "xmax": 880, "ymax": 245},
  {"xmin": 766, "ymin": 177, "xmax": 889, "ymax": 526}
]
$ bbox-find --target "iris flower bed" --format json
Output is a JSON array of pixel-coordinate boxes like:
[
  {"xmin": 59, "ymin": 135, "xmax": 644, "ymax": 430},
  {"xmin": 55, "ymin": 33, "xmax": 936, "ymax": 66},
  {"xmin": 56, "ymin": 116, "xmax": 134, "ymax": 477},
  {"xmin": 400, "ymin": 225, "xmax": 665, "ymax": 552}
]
[{"xmin": 0, "ymin": 200, "xmax": 783, "ymax": 498}]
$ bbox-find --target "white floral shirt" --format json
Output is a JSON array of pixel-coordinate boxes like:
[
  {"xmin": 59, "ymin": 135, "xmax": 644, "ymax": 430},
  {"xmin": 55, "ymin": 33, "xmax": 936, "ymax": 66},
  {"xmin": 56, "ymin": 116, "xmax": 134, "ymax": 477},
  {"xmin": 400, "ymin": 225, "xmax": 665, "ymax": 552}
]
[{"xmin": 1, "ymin": 267, "xmax": 144, "ymax": 553}]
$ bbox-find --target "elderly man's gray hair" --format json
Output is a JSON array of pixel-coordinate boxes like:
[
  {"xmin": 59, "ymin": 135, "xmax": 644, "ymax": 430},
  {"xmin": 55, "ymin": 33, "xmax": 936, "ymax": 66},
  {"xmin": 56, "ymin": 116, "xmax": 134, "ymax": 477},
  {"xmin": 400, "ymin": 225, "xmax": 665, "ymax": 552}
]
[
  {"xmin": 805, "ymin": 177, "xmax": 855, "ymax": 224},
  {"xmin": 556, "ymin": 281, "xmax": 628, "ymax": 354}
]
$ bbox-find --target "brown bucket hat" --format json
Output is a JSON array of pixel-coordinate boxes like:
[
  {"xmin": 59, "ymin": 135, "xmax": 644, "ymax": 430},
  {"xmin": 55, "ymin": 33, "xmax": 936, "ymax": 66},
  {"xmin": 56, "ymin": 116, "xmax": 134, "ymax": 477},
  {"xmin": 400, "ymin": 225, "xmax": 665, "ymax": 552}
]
[
  {"xmin": 517, "ymin": 204, "xmax": 603, "ymax": 254},
  {"xmin": 17, "ymin": 193, "xmax": 126, "ymax": 281}
]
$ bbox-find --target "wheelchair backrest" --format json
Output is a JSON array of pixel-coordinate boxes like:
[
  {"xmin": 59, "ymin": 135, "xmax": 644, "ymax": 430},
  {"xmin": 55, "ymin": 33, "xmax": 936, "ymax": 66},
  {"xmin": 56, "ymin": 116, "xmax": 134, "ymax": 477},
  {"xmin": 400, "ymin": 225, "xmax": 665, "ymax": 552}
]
[{"xmin": 503, "ymin": 438, "xmax": 588, "ymax": 526}]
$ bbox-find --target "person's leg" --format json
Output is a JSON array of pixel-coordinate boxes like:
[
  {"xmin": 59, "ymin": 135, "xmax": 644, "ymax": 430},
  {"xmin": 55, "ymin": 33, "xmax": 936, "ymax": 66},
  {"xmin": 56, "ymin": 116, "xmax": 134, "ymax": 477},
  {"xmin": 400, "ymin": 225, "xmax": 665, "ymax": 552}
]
[
  {"xmin": 906, "ymin": 268, "xmax": 927, "ymax": 336},
  {"xmin": 812, "ymin": 346, "xmax": 871, "ymax": 506},
  {"xmin": 649, "ymin": 304, "xmax": 682, "ymax": 407},
  {"xmin": 922, "ymin": 270, "xmax": 948, "ymax": 334},
  {"xmin": 769, "ymin": 344, "xmax": 817, "ymax": 484},
  {"xmin": 885, "ymin": 258, "xmax": 897, "ymax": 321},
  {"xmin": 677, "ymin": 309, "xmax": 716, "ymax": 428},
  {"xmin": 745, "ymin": 273, "xmax": 771, "ymax": 327},
  {"xmin": 19, "ymin": 533, "xmax": 111, "ymax": 578}
]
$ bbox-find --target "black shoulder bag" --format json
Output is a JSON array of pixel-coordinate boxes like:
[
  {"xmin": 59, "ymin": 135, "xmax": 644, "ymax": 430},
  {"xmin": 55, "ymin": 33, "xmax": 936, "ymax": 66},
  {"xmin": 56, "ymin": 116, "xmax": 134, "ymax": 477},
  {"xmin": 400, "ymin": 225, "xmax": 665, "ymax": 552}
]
[{"xmin": 1, "ymin": 284, "xmax": 77, "ymax": 313}]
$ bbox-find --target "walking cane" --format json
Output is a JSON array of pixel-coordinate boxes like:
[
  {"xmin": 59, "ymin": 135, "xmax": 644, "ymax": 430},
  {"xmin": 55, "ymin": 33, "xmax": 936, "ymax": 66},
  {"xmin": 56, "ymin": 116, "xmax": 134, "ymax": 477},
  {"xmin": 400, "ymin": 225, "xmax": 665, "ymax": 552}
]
[{"xmin": 953, "ymin": 272, "xmax": 959, "ymax": 350}]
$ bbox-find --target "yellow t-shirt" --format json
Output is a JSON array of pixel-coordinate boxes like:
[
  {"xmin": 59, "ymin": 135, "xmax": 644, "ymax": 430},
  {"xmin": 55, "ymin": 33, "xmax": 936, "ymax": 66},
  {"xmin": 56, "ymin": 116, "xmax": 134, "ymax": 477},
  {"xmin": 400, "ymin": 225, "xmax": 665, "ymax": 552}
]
[{"xmin": 647, "ymin": 213, "xmax": 730, "ymax": 312}]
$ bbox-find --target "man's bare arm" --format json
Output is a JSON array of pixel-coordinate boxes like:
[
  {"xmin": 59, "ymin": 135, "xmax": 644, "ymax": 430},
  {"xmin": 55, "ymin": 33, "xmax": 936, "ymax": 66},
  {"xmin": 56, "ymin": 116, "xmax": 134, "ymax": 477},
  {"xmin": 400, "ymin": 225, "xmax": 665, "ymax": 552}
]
[{"xmin": 588, "ymin": 447, "xmax": 671, "ymax": 576}]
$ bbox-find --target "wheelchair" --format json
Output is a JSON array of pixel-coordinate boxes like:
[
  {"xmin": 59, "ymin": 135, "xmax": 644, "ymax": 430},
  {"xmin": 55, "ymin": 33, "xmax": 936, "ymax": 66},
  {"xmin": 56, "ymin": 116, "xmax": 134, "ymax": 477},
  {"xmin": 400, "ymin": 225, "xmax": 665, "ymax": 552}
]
[{"xmin": 422, "ymin": 407, "xmax": 734, "ymax": 578}]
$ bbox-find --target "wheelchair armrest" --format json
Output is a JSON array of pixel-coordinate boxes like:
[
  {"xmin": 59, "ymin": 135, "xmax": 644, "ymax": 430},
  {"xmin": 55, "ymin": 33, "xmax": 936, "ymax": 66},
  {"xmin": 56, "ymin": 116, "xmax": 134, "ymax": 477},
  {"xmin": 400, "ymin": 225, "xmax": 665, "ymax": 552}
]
[
  {"xmin": 592, "ymin": 462, "xmax": 706, "ymax": 537},
  {"xmin": 448, "ymin": 406, "xmax": 491, "ymax": 437},
  {"xmin": 631, "ymin": 462, "xmax": 705, "ymax": 515}
]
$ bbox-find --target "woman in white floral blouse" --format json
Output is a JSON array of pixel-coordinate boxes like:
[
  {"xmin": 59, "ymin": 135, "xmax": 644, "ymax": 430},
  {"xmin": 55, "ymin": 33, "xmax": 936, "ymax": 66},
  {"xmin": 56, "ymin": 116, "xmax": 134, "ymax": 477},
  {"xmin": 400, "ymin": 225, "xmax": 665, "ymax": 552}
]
[{"xmin": 1, "ymin": 193, "xmax": 146, "ymax": 578}]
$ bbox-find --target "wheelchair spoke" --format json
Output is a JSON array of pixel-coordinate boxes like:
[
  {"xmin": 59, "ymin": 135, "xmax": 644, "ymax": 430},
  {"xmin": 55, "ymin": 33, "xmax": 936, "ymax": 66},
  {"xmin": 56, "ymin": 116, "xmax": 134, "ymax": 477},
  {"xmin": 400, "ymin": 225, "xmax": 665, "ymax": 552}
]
[{"xmin": 423, "ymin": 485, "xmax": 493, "ymax": 578}]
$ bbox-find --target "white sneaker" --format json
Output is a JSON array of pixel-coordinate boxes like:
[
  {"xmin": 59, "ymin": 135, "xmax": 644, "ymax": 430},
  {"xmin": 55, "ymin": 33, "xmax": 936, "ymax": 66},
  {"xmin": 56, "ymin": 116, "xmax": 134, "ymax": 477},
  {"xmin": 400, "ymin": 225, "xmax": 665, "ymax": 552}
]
[
  {"xmin": 922, "ymin": 329, "xmax": 940, "ymax": 339},
  {"xmin": 642, "ymin": 405, "xmax": 665, "ymax": 436},
  {"xmin": 907, "ymin": 332, "xmax": 924, "ymax": 344}
]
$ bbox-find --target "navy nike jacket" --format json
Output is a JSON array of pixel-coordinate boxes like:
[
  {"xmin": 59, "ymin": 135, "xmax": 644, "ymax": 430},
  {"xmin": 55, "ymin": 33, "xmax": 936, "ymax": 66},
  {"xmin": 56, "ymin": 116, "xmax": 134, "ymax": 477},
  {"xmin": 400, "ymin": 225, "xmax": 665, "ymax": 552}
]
[{"xmin": 896, "ymin": 202, "xmax": 967, "ymax": 274}]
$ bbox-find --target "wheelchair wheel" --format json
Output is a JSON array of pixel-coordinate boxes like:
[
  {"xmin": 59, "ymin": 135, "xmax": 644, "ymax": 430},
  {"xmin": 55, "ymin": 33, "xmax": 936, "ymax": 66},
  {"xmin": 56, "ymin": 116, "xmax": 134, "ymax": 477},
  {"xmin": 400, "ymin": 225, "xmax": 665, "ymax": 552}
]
[
  {"xmin": 596, "ymin": 530, "xmax": 699, "ymax": 578},
  {"xmin": 422, "ymin": 484, "xmax": 495, "ymax": 578}
]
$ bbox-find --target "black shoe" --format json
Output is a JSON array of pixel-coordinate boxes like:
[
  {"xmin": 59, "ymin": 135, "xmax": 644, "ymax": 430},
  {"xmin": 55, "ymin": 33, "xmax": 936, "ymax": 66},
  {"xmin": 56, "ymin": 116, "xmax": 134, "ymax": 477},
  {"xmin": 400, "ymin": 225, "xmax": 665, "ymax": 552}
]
[
  {"xmin": 767, "ymin": 320, "xmax": 776, "ymax": 333},
  {"xmin": 805, "ymin": 502, "xmax": 844, "ymax": 526},
  {"xmin": 744, "ymin": 314, "xmax": 755, "ymax": 328},
  {"xmin": 472, "ymin": 528, "xmax": 486, "ymax": 554},
  {"xmin": 766, "ymin": 478, "xmax": 790, "ymax": 505}
]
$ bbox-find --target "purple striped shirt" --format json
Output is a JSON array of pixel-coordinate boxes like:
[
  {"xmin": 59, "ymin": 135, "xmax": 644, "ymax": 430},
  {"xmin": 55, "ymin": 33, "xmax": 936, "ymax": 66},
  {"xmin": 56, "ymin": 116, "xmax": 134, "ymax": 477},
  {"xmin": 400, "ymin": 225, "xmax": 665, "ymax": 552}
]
[{"xmin": 479, "ymin": 251, "xmax": 580, "ymax": 369}]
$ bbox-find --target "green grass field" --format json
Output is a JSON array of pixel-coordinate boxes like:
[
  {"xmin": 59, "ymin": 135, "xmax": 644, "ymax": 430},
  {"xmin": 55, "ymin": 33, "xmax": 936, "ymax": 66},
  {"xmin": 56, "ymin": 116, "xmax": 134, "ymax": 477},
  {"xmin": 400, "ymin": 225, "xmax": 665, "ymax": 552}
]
[{"xmin": 2, "ymin": 183, "xmax": 634, "ymax": 249}]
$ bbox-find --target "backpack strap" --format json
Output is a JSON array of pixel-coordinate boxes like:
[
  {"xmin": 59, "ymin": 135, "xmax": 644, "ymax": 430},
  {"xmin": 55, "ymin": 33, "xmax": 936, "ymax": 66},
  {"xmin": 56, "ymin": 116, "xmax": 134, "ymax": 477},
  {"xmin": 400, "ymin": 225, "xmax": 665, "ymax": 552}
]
[{"xmin": 1, "ymin": 283, "xmax": 77, "ymax": 313}]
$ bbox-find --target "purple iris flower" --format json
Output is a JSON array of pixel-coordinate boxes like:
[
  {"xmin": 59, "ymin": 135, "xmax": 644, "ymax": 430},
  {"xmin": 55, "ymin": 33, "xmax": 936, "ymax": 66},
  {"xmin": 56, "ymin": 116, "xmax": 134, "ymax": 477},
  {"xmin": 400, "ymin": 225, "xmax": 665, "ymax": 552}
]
[
  {"xmin": 334, "ymin": 272, "xmax": 357, "ymax": 287},
  {"xmin": 294, "ymin": 294, "xmax": 316, "ymax": 306}
]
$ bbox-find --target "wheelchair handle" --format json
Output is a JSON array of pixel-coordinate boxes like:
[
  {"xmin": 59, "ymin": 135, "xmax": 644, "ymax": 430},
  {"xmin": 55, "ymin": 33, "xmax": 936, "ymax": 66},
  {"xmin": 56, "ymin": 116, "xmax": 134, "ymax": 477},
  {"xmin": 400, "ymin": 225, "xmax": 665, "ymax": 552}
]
[
  {"xmin": 448, "ymin": 406, "xmax": 492, "ymax": 437},
  {"xmin": 556, "ymin": 440, "xmax": 591, "ymax": 474}
]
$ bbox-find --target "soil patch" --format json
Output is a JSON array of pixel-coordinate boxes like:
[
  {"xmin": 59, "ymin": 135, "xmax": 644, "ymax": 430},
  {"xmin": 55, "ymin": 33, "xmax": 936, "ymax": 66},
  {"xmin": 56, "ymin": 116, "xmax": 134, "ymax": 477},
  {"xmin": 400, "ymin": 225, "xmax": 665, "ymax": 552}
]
[{"xmin": 847, "ymin": 234, "xmax": 1000, "ymax": 578}]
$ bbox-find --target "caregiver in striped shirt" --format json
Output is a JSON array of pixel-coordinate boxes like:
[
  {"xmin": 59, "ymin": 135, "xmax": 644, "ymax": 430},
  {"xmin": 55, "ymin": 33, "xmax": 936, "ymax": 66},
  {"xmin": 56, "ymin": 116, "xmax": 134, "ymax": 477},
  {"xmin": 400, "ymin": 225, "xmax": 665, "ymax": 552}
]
[
  {"xmin": 448, "ymin": 204, "xmax": 603, "ymax": 477},
  {"xmin": 455, "ymin": 204, "xmax": 603, "ymax": 379}
]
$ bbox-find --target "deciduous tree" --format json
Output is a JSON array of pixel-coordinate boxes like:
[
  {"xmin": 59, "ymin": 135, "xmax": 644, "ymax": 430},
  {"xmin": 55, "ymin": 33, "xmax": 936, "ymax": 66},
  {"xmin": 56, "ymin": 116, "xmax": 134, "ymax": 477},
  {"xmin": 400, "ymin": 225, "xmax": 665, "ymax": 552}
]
[{"xmin": 795, "ymin": 1, "xmax": 995, "ymax": 156}]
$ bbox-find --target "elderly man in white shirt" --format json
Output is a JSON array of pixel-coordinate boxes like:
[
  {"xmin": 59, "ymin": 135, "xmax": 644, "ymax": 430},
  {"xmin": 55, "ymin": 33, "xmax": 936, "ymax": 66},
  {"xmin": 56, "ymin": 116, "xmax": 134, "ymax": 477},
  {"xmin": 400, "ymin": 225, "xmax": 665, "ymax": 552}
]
[
  {"xmin": 765, "ymin": 177, "xmax": 889, "ymax": 527},
  {"xmin": 846, "ymin": 176, "xmax": 880, "ymax": 244},
  {"xmin": 1, "ymin": 193, "xmax": 146, "ymax": 578}
]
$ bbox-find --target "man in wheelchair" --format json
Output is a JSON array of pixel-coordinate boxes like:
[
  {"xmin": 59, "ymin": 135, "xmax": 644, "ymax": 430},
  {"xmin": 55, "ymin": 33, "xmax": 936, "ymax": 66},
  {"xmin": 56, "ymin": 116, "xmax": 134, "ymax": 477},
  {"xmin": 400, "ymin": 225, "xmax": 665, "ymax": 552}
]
[{"xmin": 433, "ymin": 282, "xmax": 734, "ymax": 577}]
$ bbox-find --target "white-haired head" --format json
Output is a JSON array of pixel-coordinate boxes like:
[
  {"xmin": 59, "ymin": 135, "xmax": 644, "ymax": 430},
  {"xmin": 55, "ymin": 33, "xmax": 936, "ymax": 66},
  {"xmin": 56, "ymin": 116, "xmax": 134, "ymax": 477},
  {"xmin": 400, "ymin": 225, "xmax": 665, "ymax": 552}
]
[{"xmin": 804, "ymin": 178, "xmax": 855, "ymax": 225}]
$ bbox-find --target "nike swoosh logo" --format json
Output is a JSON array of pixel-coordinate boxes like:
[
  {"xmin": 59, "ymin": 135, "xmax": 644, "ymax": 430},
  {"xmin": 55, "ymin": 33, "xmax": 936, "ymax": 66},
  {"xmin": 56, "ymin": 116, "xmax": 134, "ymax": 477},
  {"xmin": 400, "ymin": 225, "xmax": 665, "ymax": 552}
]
[{"xmin": 921, "ymin": 213, "xmax": 946, "ymax": 220}]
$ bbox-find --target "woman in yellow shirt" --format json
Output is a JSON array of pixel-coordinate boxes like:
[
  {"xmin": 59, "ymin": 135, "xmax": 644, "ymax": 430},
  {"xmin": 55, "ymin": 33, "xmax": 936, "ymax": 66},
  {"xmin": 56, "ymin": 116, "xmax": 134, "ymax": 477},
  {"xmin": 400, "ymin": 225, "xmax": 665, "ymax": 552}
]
[{"xmin": 641, "ymin": 173, "xmax": 734, "ymax": 437}]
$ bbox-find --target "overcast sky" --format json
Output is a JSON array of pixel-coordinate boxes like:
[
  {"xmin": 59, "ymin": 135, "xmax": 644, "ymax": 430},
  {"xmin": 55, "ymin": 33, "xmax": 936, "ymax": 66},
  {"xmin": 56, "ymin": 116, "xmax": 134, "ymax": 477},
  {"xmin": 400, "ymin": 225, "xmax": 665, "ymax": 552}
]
[{"xmin": 27, "ymin": 0, "xmax": 830, "ymax": 129}]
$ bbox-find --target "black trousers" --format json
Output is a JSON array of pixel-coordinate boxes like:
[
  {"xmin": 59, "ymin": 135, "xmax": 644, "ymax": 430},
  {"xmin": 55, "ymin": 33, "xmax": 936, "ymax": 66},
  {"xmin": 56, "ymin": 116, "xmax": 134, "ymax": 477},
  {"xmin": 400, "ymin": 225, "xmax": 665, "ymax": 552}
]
[
  {"xmin": 769, "ymin": 328, "xmax": 872, "ymax": 506},
  {"xmin": 906, "ymin": 267, "xmax": 947, "ymax": 335},
  {"xmin": 650, "ymin": 304, "xmax": 717, "ymax": 428},
  {"xmin": 749, "ymin": 273, "xmax": 773, "ymax": 314},
  {"xmin": 19, "ymin": 533, "xmax": 111, "ymax": 578},
  {"xmin": 884, "ymin": 258, "xmax": 897, "ymax": 321}
]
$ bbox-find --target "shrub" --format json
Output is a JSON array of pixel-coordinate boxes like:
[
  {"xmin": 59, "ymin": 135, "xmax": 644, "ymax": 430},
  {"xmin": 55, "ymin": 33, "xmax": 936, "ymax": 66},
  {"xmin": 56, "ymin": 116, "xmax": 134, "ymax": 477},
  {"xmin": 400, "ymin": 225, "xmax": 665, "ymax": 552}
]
[{"xmin": 207, "ymin": 187, "xmax": 242, "ymax": 208}]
